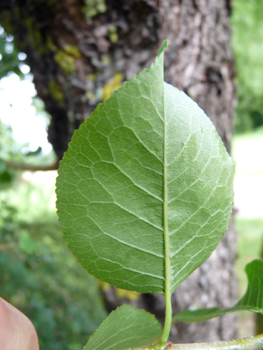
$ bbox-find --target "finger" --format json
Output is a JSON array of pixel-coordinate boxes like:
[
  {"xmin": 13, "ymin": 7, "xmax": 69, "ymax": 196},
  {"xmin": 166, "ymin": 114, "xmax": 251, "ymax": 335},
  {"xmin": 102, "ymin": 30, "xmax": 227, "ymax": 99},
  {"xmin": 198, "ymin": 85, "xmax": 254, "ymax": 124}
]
[{"xmin": 0, "ymin": 297, "xmax": 39, "ymax": 350}]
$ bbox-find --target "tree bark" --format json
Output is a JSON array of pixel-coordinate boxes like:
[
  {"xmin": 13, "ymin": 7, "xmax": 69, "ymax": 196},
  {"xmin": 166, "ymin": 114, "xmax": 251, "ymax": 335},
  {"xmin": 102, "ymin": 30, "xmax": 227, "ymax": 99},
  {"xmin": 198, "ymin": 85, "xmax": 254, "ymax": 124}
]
[{"xmin": 0, "ymin": 0, "xmax": 237, "ymax": 343}]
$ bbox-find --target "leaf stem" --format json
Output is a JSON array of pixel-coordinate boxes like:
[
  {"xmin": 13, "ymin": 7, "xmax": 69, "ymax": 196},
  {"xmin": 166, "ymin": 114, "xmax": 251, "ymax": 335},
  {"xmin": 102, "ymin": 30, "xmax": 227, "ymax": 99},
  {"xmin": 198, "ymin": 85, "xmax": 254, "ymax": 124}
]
[{"xmin": 160, "ymin": 289, "xmax": 172, "ymax": 345}]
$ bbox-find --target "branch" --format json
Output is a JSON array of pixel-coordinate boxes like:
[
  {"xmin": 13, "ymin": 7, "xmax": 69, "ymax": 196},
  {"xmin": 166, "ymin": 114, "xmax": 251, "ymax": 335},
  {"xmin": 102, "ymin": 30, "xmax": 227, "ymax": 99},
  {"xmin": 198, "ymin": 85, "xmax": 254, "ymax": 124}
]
[
  {"xmin": 135, "ymin": 334, "xmax": 263, "ymax": 350},
  {"xmin": 166, "ymin": 334, "xmax": 263, "ymax": 349},
  {"xmin": 4, "ymin": 160, "xmax": 58, "ymax": 172}
]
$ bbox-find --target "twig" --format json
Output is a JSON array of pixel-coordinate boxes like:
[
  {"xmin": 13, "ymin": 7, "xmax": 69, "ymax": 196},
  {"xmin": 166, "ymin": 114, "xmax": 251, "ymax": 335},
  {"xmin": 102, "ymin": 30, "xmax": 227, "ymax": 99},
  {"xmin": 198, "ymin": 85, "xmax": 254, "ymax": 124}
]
[
  {"xmin": 4, "ymin": 160, "xmax": 58, "ymax": 172},
  {"xmin": 135, "ymin": 334, "xmax": 263, "ymax": 350}
]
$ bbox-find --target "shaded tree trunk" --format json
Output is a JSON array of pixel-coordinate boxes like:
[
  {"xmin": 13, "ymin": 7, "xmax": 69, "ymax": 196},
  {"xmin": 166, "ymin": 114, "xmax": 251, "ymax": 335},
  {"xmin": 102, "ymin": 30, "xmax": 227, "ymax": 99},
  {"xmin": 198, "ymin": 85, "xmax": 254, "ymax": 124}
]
[{"xmin": 0, "ymin": 0, "xmax": 237, "ymax": 342}]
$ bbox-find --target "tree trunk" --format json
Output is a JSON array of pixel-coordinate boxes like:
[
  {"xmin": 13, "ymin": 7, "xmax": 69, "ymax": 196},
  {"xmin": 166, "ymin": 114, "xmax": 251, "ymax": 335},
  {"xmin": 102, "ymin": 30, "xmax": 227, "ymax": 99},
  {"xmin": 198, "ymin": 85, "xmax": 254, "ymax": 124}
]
[{"xmin": 0, "ymin": 0, "xmax": 237, "ymax": 342}]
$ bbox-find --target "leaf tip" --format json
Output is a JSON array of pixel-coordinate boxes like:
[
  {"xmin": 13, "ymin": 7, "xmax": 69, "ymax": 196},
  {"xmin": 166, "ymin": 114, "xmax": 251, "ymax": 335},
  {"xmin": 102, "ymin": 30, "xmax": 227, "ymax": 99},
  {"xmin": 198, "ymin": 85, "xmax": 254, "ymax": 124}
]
[{"xmin": 157, "ymin": 39, "xmax": 168, "ymax": 57}]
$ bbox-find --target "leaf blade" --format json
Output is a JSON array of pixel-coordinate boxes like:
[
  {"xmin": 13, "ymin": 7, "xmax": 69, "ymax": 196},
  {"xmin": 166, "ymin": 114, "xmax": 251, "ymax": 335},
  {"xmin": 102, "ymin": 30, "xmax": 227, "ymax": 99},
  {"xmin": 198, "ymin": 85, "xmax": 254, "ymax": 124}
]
[
  {"xmin": 56, "ymin": 43, "xmax": 234, "ymax": 294},
  {"xmin": 165, "ymin": 83, "xmax": 234, "ymax": 292},
  {"xmin": 174, "ymin": 259, "xmax": 263, "ymax": 322},
  {"xmin": 84, "ymin": 304, "xmax": 162, "ymax": 350},
  {"xmin": 57, "ymin": 47, "xmax": 166, "ymax": 293}
]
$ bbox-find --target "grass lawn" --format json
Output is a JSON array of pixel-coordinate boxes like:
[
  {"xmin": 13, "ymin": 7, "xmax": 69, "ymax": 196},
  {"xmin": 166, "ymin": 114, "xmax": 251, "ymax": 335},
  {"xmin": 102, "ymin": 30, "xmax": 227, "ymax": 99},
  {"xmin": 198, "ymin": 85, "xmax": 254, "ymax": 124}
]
[
  {"xmin": 233, "ymin": 127, "xmax": 263, "ymax": 293},
  {"xmin": 235, "ymin": 218, "xmax": 263, "ymax": 296},
  {"xmin": 232, "ymin": 127, "xmax": 263, "ymax": 336},
  {"xmin": 235, "ymin": 216, "xmax": 263, "ymax": 337}
]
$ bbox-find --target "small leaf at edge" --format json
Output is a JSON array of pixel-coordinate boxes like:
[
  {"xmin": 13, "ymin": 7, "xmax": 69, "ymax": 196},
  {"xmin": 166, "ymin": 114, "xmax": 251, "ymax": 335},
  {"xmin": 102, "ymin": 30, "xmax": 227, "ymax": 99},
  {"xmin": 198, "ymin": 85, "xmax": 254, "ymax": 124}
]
[
  {"xmin": 173, "ymin": 259, "xmax": 263, "ymax": 322},
  {"xmin": 84, "ymin": 304, "xmax": 162, "ymax": 350}
]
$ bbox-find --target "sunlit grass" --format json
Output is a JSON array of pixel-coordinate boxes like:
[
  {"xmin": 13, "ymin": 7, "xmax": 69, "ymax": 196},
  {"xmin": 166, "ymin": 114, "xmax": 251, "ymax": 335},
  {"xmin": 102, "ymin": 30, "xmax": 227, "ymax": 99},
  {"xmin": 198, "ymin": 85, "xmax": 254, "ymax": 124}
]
[
  {"xmin": 235, "ymin": 217, "xmax": 263, "ymax": 297},
  {"xmin": 232, "ymin": 128, "xmax": 263, "ymax": 336},
  {"xmin": 235, "ymin": 216, "xmax": 263, "ymax": 337}
]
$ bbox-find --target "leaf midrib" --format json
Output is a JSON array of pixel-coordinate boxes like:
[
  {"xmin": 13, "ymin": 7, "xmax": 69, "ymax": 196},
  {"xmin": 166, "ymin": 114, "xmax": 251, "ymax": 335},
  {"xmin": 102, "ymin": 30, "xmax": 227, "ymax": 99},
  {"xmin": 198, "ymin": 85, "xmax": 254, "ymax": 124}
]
[
  {"xmin": 163, "ymin": 87, "xmax": 171, "ymax": 294},
  {"xmin": 161, "ymin": 80, "xmax": 172, "ymax": 343}
]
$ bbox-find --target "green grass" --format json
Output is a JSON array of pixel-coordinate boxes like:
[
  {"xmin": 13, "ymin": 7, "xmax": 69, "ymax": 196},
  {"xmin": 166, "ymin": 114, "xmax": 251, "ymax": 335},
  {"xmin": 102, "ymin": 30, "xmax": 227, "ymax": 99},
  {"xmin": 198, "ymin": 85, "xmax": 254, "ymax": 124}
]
[
  {"xmin": 235, "ymin": 217, "xmax": 263, "ymax": 297},
  {"xmin": 232, "ymin": 127, "xmax": 263, "ymax": 292},
  {"xmin": 235, "ymin": 216, "xmax": 263, "ymax": 337},
  {"xmin": 232, "ymin": 128, "xmax": 263, "ymax": 336}
]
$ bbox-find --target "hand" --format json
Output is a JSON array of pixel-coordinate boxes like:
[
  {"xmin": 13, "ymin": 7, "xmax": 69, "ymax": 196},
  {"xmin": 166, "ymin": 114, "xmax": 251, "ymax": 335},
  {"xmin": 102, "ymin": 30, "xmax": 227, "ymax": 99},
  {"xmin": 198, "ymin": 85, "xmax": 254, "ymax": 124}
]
[{"xmin": 0, "ymin": 297, "xmax": 39, "ymax": 350}]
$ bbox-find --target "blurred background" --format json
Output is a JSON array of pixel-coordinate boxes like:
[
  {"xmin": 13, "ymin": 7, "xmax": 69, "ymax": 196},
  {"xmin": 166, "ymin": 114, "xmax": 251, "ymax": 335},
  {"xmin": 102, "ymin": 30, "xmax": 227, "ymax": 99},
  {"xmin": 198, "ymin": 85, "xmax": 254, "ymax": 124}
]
[{"xmin": 0, "ymin": 0, "xmax": 263, "ymax": 348}]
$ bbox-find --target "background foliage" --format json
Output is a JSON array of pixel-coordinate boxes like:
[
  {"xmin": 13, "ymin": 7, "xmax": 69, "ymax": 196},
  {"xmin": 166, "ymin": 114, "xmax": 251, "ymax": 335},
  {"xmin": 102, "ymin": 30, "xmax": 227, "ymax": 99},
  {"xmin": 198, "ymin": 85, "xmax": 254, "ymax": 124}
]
[{"xmin": 0, "ymin": 192, "xmax": 106, "ymax": 350}]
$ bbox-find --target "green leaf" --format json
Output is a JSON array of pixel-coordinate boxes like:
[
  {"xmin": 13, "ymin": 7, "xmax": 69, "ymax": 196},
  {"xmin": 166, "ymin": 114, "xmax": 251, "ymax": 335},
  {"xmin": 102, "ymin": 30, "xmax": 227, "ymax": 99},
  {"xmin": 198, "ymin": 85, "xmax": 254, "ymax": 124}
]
[
  {"xmin": 237, "ymin": 259, "xmax": 263, "ymax": 311},
  {"xmin": 56, "ymin": 42, "xmax": 234, "ymax": 294},
  {"xmin": 174, "ymin": 259, "xmax": 263, "ymax": 322},
  {"xmin": 83, "ymin": 304, "xmax": 162, "ymax": 350}
]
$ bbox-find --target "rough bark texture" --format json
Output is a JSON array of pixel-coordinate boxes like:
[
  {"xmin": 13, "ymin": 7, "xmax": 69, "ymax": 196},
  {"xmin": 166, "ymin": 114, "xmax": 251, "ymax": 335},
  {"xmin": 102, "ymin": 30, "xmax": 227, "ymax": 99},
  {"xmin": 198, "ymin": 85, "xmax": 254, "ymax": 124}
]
[{"xmin": 0, "ymin": 0, "xmax": 237, "ymax": 343}]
